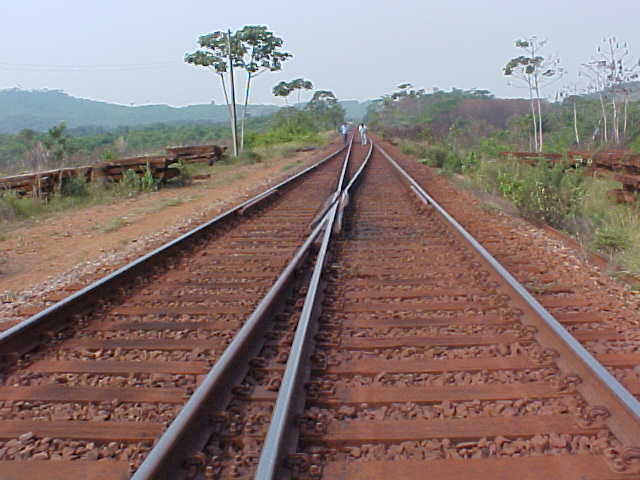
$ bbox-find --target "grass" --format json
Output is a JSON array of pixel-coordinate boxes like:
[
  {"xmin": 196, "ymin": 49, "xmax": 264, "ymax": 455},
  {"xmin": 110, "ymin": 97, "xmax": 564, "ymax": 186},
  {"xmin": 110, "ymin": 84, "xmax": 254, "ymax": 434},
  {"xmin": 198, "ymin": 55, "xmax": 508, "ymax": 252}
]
[
  {"xmin": 0, "ymin": 133, "xmax": 334, "ymax": 237},
  {"xmin": 281, "ymin": 160, "xmax": 302, "ymax": 172},
  {"xmin": 0, "ymin": 165, "xmax": 204, "ymax": 230},
  {"xmin": 164, "ymin": 198, "xmax": 184, "ymax": 207},
  {"xmin": 402, "ymin": 139, "xmax": 640, "ymax": 277},
  {"xmin": 97, "ymin": 217, "xmax": 129, "ymax": 233}
]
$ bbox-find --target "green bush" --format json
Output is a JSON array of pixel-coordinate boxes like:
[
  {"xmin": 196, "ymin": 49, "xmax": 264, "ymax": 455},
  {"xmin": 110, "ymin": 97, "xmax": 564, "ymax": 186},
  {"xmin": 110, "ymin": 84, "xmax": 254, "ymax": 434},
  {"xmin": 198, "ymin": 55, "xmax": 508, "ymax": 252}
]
[
  {"xmin": 0, "ymin": 194, "xmax": 17, "ymax": 220},
  {"xmin": 61, "ymin": 176, "xmax": 89, "ymax": 197},
  {"xmin": 119, "ymin": 169, "xmax": 142, "ymax": 192},
  {"xmin": 118, "ymin": 165, "xmax": 159, "ymax": 193},
  {"xmin": 442, "ymin": 151, "xmax": 478, "ymax": 174},
  {"xmin": 510, "ymin": 161, "xmax": 585, "ymax": 228},
  {"xmin": 425, "ymin": 146, "xmax": 448, "ymax": 168},
  {"xmin": 0, "ymin": 192, "xmax": 45, "ymax": 220},
  {"xmin": 167, "ymin": 160, "xmax": 194, "ymax": 187},
  {"xmin": 245, "ymin": 109, "xmax": 321, "ymax": 149},
  {"xmin": 496, "ymin": 169, "xmax": 523, "ymax": 200},
  {"xmin": 140, "ymin": 165, "xmax": 159, "ymax": 192},
  {"xmin": 477, "ymin": 136, "xmax": 513, "ymax": 158},
  {"xmin": 401, "ymin": 144, "xmax": 417, "ymax": 155},
  {"xmin": 462, "ymin": 151, "xmax": 479, "ymax": 174},
  {"xmin": 237, "ymin": 150, "xmax": 262, "ymax": 165},
  {"xmin": 101, "ymin": 150, "xmax": 118, "ymax": 162},
  {"xmin": 593, "ymin": 224, "xmax": 633, "ymax": 253},
  {"xmin": 442, "ymin": 150, "xmax": 463, "ymax": 174}
]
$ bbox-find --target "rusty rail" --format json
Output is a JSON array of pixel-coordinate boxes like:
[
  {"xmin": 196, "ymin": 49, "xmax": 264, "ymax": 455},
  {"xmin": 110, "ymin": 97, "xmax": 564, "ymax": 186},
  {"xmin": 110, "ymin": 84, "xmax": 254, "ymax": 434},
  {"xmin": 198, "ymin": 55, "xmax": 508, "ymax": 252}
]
[
  {"xmin": 255, "ymin": 142, "xmax": 373, "ymax": 479},
  {"xmin": 130, "ymin": 135, "xmax": 356, "ymax": 479}
]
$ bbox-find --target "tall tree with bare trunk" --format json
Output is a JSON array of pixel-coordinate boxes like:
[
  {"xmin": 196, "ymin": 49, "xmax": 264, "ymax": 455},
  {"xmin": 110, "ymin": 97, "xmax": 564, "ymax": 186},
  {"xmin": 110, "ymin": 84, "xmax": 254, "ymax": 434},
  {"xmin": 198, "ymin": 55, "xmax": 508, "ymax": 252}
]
[
  {"xmin": 236, "ymin": 26, "xmax": 291, "ymax": 152},
  {"xmin": 185, "ymin": 27, "xmax": 291, "ymax": 155},
  {"xmin": 504, "ymin": 37, "xmax": 564, "ymax": 152},
  {"xmin": 185, "ymin": 31, "xmax": 245, "ymax": 156},
  {"xmin": 582, "ymin": 37, "xmax": 639, "ymax": 145}
]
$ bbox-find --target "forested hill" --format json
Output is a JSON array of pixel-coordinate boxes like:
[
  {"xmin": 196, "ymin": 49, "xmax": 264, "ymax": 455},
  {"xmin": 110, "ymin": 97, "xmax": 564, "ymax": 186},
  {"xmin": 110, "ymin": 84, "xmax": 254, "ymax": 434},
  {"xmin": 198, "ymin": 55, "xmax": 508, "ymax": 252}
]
[
  {"xmin": 0, "ymin": 89, "xmax": 280, "ymax": 134},
  {"xmin": 0, "ymin": 89, "xmax": 371, "ymax": 134}
]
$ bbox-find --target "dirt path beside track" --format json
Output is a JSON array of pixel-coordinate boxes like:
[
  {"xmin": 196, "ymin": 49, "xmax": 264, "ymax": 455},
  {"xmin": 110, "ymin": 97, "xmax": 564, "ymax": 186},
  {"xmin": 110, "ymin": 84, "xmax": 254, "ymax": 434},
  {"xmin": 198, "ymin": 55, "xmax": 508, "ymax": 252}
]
[{"xmin": 0, "ymin": 141, "xmax": 341, "ymax": 325}]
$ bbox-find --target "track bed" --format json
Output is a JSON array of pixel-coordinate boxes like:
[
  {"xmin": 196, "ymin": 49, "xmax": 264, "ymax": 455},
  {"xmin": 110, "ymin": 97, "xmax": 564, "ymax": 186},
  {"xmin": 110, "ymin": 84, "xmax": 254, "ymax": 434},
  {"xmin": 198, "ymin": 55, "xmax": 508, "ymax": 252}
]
[{"xmin": 0, "ymin": 140, "xmax": 638, "ymax": 480}]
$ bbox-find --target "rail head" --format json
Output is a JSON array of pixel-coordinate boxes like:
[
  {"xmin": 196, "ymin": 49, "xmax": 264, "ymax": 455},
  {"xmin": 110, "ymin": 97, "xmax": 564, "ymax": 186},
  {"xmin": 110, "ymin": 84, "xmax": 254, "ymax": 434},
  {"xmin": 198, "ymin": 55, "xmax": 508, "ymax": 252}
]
[
  {"xmin": 131, "ymin": 212, "xmax": 332, "ymax": 480},
  {"xmin": 335, "ymin": 133, "xmax": 354, "ymax": 194},
  {"xmin": 375, "ymin": 142, "xmax": 640, "ymax": 450},
  {"xmin": 255, "ymin": 140, "xmax": 374, "ymax": 479},
  {"xmin": 307, "ymin": 135, "xmax": 355, "ymax": 231},
  {"xmin": 0, "ymin": 145, "xmax": 347, "ymax": 363}
]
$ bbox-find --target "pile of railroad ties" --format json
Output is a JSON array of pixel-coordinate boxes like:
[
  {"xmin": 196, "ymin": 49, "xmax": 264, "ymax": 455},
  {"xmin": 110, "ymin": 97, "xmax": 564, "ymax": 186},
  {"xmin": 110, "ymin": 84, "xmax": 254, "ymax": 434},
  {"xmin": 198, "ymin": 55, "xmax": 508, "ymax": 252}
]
[
  {"xmin": 0, "ymin": 144, "xmax": 227, "ymax": 199},
  {"xmin": 502, "ymin": 150, "xmax": 640, "ymax": 203}
]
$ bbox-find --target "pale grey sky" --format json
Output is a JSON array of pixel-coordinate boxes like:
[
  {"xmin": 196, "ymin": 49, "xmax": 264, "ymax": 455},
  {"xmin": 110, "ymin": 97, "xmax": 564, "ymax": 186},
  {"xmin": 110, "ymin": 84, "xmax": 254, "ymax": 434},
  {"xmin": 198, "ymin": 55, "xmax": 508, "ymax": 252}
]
[{"xmin": 1, "ymin": 0, "xmax": 639, "ymax": 106}]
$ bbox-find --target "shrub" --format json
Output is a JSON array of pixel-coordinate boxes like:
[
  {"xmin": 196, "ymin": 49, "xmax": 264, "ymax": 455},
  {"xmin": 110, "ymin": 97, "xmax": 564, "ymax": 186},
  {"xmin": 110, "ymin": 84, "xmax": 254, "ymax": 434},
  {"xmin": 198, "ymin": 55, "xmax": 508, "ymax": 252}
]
[
  {"xmin": 477, "ymin": 136, "xmax": 513, "ymax": 158},
  {"xmin": 118, "ymin": 165, "xmax": 159, "ymax": 193},
  {"xmin": 510, "ymin": 161, "xmax": 585, "ymax": 228},
  {"xmin": 0, "ymin": 192, "xmax": 45, "ymax": 219},
  {"xmin": 593, "ymin": 224, "xmax": 633, "ymax": 253},
  {"xmin": 101, "ymin": 150, "xmax": 118, "ymax": 162},
  {"xmin": 61, "ymin": 176, "xmax": 89, "ymax": 197},
  {"xmin": 119, "ymin": 168, "xmax": 141, "ymax": 192},
  {"xmin": 171, "ymin": 160, "xmax": 192, "ymax": 186},
  {"xmin": 425, "ymin": 146, "xmax": 448, "ymax": 168},
  {"xmin": 442, "ymin": 150, "xmax": 463, "ymax": 174},
  {"xmin": 462, "ymin": 151, "xmax": 479, "ymax": 174},
  {"xmin": 0, "ymin": 194, "xmax": 16, "ymax": 220},
  {"xmin": 496, "ymin": 169, "xmax": 524, "ymax": 200},
  {"xmin": 401, "ymin": 144, "xmax": 417, "ymax": 155},
  {"xmin": 237, "ymin": 150, "xmax": 262, "ymax": 165},
  {"xmin": 140, "ymin": 165, "xmax": 159, "ymax": 192}
]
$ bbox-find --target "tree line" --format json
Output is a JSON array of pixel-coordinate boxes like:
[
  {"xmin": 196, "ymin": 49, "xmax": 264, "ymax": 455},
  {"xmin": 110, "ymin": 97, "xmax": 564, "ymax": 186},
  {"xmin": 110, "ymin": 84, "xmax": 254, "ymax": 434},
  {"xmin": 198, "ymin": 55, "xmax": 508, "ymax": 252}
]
[{"xmin": 366, "ymin": 35, "xmax": 640, "ymax": 154}]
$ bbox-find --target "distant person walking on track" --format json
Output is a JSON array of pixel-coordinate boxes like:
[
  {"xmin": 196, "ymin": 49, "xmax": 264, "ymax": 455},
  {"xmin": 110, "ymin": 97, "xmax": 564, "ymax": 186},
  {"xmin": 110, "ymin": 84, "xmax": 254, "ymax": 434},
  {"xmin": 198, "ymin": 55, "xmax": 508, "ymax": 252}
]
[
  {"xmin": 358, "ymin": 123, "xmax": 368, "ymax": 145},
  {"xmin": 339, "ymin": 123, "xmax": 349, "ymax": 144}
]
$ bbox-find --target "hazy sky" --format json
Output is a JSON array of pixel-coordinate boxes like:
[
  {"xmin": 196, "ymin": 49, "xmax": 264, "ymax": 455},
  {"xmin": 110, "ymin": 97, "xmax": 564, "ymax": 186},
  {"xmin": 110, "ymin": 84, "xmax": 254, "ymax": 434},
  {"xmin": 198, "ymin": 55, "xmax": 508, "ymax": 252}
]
[{"xmin": 1, "ymin": 0, "xmax": 639, "ymax": 106}]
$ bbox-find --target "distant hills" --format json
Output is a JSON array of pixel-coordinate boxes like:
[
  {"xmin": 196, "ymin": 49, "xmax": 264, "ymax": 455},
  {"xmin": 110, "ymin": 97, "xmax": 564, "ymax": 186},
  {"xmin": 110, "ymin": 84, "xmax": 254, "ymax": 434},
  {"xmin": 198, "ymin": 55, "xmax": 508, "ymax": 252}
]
[{"xmin": 0, "ymin": 89, "xmax": 372, "ymax": 134}]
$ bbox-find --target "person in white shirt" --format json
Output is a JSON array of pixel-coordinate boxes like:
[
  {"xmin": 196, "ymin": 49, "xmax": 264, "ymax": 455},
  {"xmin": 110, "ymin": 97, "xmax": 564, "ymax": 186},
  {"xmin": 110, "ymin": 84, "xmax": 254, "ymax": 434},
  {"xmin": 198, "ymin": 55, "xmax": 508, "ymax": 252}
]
[
  {"xmin": 358, "ymin": 123, "xmax": 368, "ymax": 145},
  {"xmin": 339, "ymin": 123, "xmax": 349, "ymax": 144}
]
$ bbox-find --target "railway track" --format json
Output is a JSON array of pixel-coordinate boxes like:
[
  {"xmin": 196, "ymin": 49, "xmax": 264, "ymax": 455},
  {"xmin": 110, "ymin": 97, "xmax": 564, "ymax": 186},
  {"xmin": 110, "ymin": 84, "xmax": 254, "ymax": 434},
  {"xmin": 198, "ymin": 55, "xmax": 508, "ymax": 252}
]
[
  {"xmin": 271, "ymin": 144, "xmax": 640, "ymax": 480},
  {"xmin": 0, "ymin": 138, "xmax": 639, "ymax": 479}
]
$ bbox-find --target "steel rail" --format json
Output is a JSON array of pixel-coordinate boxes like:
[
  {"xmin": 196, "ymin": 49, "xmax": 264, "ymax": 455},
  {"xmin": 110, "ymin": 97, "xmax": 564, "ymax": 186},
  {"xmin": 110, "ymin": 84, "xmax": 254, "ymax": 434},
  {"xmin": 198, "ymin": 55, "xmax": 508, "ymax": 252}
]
[
  {"xmin": 0, "ymin": 145, "xmax": 346, "ymax": 365},
  {"xmin": 131, "ymin": 208, "xmax": 331, "ymax": 480},
  {"xmin": 335, "ymin": 143, "xmax": 374, "ymax": 233},
  {"xmin": 308, "ymin": 134, "xmax": 355, "ymax": 230},
  {"xmin": 335, "ymin": 133, "xmax": 354, "ymax": 194},
  {"xmin": 255, "ymin": 141, "xmax": 374, "ymax": 479},
  {"xmin": 376, "ymin": 142, "xmax": 640, "ymax": 448},
  {"xmin": 131, "ymin": 141, "xmax": 357, "ymax": 479}
]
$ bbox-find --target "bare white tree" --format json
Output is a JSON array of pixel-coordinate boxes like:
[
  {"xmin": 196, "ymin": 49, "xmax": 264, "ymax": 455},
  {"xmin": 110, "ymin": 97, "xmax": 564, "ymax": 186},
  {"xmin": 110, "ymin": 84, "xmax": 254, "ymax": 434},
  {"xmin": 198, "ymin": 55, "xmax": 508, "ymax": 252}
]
[
  {"xmin": 559, "ymin": 83, "xmax": 583, "ymax": 145},
  {"xmin": 504, "ymin": 37, "xmax": 564, "ymax": 152},
  {"xmin": 582, "ymin": 37, "xmax": 639, "ymax": 145},
  {"xmin": 23, "ymin": 141, "xmax": 49, "ymax": 172}
]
